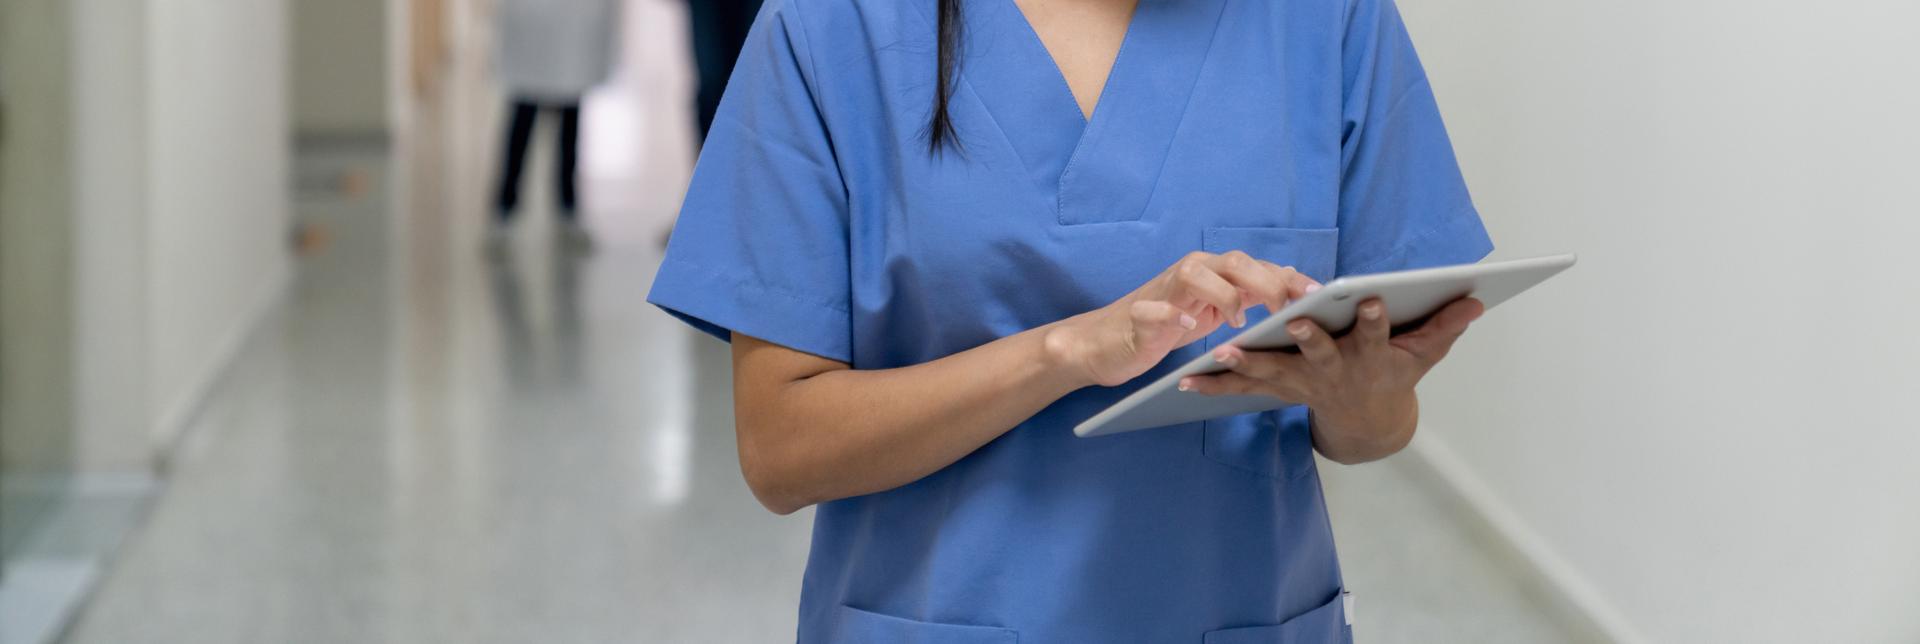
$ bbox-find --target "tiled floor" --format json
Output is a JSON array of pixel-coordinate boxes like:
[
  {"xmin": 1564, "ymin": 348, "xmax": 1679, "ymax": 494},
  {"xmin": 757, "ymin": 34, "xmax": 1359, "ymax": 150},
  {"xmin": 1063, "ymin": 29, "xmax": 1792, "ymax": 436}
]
[{"xmin": 58, "ymin": 1, "xmax": 1596, "ymax": 641}]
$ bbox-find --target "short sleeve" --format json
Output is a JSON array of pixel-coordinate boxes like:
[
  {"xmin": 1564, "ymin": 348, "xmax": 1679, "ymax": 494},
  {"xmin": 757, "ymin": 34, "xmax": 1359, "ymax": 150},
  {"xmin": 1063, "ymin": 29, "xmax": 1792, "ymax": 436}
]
[
  {"xmin": 1335, "ymin": 0, "xmax": 1494, "ymax": 276},
  {"xmin": 646, "ymin": 1, "xmax": 854, "ymax": 363}
]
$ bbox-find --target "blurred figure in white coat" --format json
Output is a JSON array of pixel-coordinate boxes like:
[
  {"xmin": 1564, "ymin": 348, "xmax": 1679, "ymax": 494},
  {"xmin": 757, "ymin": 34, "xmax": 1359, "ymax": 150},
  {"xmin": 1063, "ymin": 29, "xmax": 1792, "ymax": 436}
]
[{"xmin": 489, "ymin": 0, "xmax": 621, "ymax": 257}]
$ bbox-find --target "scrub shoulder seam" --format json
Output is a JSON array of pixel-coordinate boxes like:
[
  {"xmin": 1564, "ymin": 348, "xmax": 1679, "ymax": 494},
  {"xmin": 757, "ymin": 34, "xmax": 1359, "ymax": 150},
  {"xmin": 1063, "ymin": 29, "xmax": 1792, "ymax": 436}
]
[{"xmin": 664, "ymin": 259, "xmax": 852, "ymax": 314}]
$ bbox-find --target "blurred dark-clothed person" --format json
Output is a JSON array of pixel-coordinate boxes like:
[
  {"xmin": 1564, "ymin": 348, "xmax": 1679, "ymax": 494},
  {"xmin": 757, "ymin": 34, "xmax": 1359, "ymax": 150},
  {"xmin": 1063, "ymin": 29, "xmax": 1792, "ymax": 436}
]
[
  {"xmin": 688, "ymin": 0, "xmax": 764, "ymax": 143},
  {"xmin": 490, "ymin": 0, "xmax": 622, "ymax": 257}
]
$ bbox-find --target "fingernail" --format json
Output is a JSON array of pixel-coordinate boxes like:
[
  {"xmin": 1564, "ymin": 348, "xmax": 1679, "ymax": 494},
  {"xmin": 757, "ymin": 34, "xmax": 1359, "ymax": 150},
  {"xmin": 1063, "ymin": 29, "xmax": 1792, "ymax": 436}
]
[
  {"xmin": 1361, "ymin": 304, "xmax": 1382, "ymax": 320},
  {"xmin": 1178, "ymin": 378, "xmax": 1193, "ymax": 392},
  {"xmin": 1213, "ymin": 349, "xmax": 1237, "ymax": 366},
  {"xmin": 1305, "ymin": 283, "xmax": 1322, "ymax": 293},
  {"xmin": 1288, "ymin": 321, "xmax": 1311, "ymax": 340},
  {"xmin": 1178, "ymin": 313, "xmax": 1198, "ymax": 330}
]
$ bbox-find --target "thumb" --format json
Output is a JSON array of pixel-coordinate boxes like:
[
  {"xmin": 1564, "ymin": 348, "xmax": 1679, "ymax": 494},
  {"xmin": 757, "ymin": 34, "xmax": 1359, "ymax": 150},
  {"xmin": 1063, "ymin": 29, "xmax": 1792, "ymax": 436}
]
[{"xmin": 1129, "ymin": 299, "xmax": 1197, "ymax": 356}]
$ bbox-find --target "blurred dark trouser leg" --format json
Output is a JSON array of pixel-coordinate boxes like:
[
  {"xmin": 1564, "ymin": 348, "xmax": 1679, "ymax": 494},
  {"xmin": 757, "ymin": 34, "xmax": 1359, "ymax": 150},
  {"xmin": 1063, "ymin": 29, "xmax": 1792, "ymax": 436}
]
[
  {"xmin": 689, "ymin": 0, "xmax": 764, "ymax": 143},
  {"xmin": 555, "ymin": 102, "xmax": 581, "ymax": 221},
  {"xmin": 494, "ymin": 100, "xmax": 540, "ymax": 222}
]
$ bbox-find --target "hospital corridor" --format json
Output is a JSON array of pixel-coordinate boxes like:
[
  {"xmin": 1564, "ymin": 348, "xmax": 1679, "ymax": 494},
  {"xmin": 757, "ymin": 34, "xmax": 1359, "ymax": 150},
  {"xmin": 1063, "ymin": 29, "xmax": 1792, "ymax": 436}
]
[{"xmin": 4, "ymin": 1, "xmax": 1917, "ymax": 643}]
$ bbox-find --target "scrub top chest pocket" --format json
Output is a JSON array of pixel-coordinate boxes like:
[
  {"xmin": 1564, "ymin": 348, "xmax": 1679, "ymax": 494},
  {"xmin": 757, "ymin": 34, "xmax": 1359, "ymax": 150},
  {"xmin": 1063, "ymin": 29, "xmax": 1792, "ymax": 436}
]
[{"xmin": 1199, "ymin": 226, "xmax": 1339, "ymax": 480}]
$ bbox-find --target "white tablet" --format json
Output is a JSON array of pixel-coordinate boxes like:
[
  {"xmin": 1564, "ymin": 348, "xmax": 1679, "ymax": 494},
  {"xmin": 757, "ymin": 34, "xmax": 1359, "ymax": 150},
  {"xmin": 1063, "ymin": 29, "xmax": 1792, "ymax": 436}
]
[{"xmin": 1073, "ymin": 254, "xmax": 1577, "ymax": 438}]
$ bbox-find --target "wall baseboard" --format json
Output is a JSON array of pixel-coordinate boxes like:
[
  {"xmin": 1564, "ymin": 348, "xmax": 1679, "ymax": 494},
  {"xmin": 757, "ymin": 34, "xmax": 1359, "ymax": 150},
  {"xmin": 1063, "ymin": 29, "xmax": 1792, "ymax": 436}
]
[
  {"xmin": 148, "ymin": 262, "xmax": 292, "ymax": 469},
  {"xmin": 1401, "ymin": 429, "xmax": 1651, "ymax": 644},
  {"xmin": 292, "ymin": 129, "xmax": 393, "ymax": 152}
]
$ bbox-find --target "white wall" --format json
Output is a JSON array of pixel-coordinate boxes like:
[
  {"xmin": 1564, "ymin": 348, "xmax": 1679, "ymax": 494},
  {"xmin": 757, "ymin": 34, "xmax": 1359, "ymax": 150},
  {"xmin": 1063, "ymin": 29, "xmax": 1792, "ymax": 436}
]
[
  {"xmin": 1400, "ymin": 0, "xmax": 1920, "ymax": 641},
  {"xmin": 146, "ymin": 0, "xmax": 293, "ymax": 447},
  {"xmin": 70, "ymin": 0, "xmax": 156, "ymax": 470},
  {"xmin": 291, "ymin": 0, "xmax": 399, "ymax": 137},
  {"xmin": 60, "ymin": 0, "xmax": 295, "ymax": 470},
  {"xmin": 0, "ymin": 0, "xmax": 76, "ymax": 474}
]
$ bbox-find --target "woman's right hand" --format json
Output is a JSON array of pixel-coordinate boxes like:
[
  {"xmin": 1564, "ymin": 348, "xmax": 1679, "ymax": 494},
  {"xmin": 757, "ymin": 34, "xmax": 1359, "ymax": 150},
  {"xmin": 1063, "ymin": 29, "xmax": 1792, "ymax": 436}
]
[{"xmin": 1045, "ymin": 251, "xmax": 1321, "ymax": 387}]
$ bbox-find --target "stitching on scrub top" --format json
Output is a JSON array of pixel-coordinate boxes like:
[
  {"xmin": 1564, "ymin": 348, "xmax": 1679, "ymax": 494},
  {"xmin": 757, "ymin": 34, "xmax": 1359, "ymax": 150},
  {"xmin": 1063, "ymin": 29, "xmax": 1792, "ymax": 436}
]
[
  {"xmin": 1052, "ymin": 17, "xmax": 1140, "ymax": 222},
  {"xmin": 1056, "ymin": 0, "xmax": 1228, "ymax": 226},
  {"xmin": 1341, "ymin": 74, "xmax": 1432, "ymax": 169},
  {"xmin": 1374, "ymin": 75, "xmax": 1434, "ymax": 125},
  {"xmin": 783, "ymin": 0, "xmax": 846, "ymax": 175},
  {"xmin": 675, "ymin": 260, "xmax": 852, "ymax": 314},
  {"xmin": 899, "ymin": 0, "xmax": 1050, "ymax": 205},
  {"xmin": 1340, "ymin": 204, "xmax": 1483, "ymax": 275},
  {"xmin": 955, "ymin": 74, "xmax": 1040, "ymax": 181}
]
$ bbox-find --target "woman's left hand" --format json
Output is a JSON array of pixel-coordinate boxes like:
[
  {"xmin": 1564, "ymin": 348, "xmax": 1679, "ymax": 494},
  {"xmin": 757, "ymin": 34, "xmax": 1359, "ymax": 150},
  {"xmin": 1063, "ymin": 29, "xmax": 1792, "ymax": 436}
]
[{"xmin": 1177, "ymin": 297, "xmax": 1486, "ymax": 464}]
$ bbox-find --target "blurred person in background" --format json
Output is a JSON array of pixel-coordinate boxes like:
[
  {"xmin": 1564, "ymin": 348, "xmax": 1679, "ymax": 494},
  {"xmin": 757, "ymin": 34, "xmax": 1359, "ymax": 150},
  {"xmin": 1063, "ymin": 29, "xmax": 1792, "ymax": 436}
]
[
  {"xmin": 689, "ymin": 0, "xmax": 765, "ymax": 143},
  {"xmin": 490, "ymin": 0, "xmax": 622, "ymax": 258}
]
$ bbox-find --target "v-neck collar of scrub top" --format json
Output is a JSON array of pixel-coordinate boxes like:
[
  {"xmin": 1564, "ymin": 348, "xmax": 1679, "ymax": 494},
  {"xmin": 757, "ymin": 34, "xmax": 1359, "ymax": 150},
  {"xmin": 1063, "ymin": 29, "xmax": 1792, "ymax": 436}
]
[{"xmin": 941, "ymin": 0, "xmax": 1228, "ymax": 226}]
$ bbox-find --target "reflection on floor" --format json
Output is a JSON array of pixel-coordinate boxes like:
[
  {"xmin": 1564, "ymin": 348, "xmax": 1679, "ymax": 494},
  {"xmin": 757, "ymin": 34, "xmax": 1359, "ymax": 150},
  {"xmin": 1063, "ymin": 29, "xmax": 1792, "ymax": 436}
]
[
  {"xmin": 65, "ymin": 139, "xmax": 816, "ymax": 642},
  {"xmin": 0, "ymin": 455, "xmax": 155, "ymax": 644}
]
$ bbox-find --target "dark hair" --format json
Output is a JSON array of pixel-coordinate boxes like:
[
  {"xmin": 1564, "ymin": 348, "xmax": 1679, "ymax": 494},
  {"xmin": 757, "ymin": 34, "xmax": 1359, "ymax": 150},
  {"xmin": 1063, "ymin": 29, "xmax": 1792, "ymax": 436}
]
[{"xmin": 929, "ymin": 0, "xmax": 963, "ymax": 153}]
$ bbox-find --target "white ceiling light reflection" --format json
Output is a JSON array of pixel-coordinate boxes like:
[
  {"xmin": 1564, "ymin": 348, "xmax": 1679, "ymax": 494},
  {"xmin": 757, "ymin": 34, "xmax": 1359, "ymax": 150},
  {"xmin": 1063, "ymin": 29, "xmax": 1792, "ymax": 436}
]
[
  {"xmin": 642, "ymin": 323, "xmax": 693, "ymax": 507},
  {"xmin": 648, "ymin": 404, "xmax": 692, "ymax": 506}
]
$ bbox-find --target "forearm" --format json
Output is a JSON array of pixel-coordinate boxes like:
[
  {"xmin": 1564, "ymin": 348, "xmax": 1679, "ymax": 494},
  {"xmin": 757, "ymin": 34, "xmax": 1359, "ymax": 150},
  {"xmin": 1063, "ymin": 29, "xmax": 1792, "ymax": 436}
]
[{"xmin": 738, "ymin": 324, "xmax": 1088, "ymax": 513}]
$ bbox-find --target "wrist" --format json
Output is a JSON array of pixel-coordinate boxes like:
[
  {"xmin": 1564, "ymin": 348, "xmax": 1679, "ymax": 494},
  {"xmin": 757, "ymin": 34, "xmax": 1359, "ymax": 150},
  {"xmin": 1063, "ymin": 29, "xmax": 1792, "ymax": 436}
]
[
  {"xmin": 1037, "ymin": 316, "xmax": 1100, "ymax": 391},
  {"xmin": 1311, "ymin": 391, "xmax": 1419, "ymax": 462}
]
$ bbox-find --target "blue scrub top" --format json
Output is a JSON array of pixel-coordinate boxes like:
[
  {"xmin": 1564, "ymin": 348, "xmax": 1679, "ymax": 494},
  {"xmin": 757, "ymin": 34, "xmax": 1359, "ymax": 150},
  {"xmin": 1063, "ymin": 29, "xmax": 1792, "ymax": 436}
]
[{"xmin": 649, "ymin": 0, "xmax": 1492, "ymax": 641}]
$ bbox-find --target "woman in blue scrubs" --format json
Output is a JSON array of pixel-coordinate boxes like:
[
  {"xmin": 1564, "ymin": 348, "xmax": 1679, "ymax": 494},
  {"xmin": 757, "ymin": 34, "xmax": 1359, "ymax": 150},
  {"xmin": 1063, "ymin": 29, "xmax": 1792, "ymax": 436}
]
[{"xmin": 649, "ymin": 0, "xmax": 1493, "ymax": 641}]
